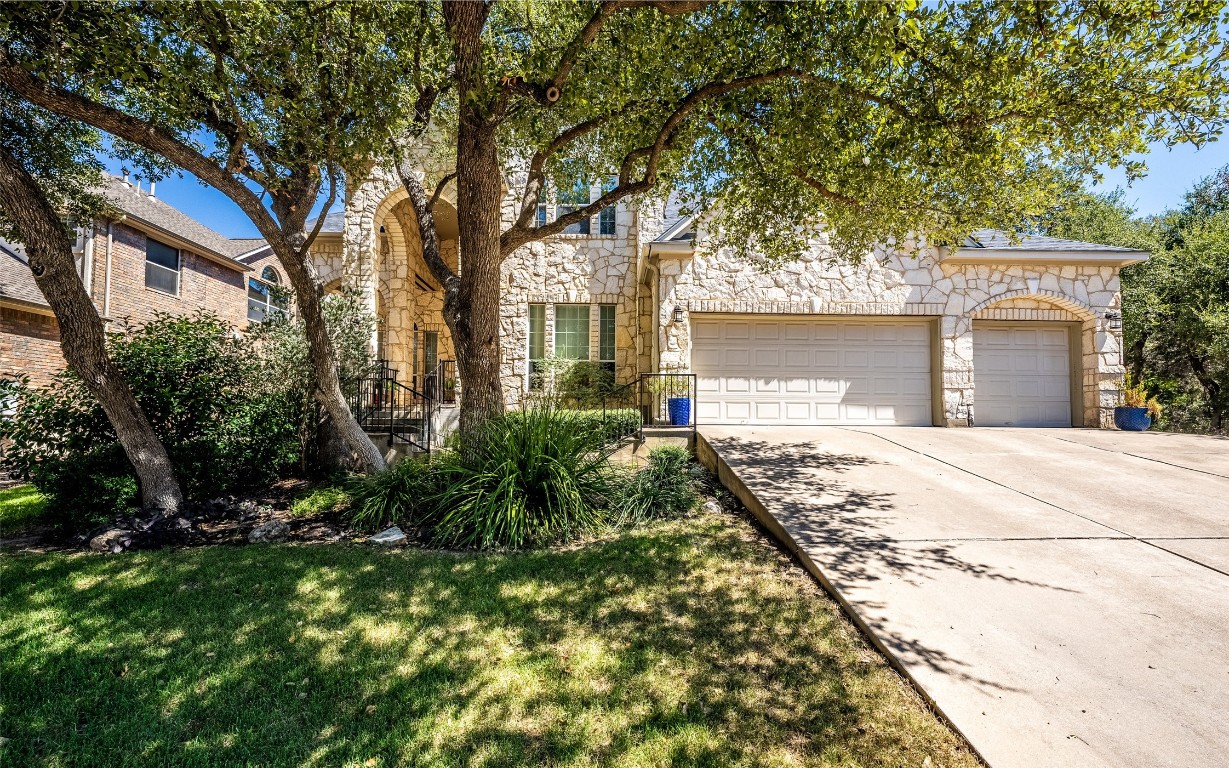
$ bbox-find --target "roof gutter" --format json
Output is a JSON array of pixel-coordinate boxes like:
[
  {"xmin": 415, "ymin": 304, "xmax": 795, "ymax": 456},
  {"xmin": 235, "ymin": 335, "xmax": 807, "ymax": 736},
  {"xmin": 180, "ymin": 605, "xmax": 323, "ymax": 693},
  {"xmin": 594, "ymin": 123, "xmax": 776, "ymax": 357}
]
[
  {"xmin": 121, "ymin": 215, "xmax": 252, "ymax": 272},
  {"xmin": 936, "ymin": 246, "xmax": 1149, "ymax": 267}
]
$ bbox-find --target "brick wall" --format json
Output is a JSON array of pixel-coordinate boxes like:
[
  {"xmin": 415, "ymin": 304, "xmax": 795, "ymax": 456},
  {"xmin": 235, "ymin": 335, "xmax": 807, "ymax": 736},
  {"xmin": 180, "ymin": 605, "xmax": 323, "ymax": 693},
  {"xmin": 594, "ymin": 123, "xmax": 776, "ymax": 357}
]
[
  {"xmin": 0, "ymin": 307, "xmax": 64, "ymax": 387},
  {"xmin": 93, "ymin": 223, "xmax": 248, "ymax": 329}
]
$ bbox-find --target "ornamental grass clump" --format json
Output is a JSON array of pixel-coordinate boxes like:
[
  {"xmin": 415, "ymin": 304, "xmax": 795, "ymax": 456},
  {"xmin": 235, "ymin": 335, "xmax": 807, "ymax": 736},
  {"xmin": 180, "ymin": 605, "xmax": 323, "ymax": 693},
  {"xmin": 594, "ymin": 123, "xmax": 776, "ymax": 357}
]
[
  {"xmin": 430, "ymin": 407, "xmax": 613, "ymax": 549},
  {"xmin": 346, "ymin": 457, "xmax": 436, "ymax": 533},
  {"xmin": 610, "ymin": 445, "xmax": 702, "ymax": 526}
]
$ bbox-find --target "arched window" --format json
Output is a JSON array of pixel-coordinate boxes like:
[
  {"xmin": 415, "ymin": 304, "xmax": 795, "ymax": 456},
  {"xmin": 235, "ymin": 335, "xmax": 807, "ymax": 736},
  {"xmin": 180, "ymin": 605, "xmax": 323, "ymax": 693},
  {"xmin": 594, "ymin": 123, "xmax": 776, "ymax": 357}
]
[{"xmin": 247, "ymin": 266, "xmax": 288, "ymax": 322}]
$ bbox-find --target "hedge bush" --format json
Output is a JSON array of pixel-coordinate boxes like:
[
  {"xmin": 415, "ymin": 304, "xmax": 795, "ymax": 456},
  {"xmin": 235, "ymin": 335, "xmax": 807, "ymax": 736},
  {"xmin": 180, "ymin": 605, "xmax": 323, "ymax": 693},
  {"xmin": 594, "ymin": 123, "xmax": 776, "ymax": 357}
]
[{"xmin": 0, "ymin": 312, "xmax": 300, "ymax": 522}]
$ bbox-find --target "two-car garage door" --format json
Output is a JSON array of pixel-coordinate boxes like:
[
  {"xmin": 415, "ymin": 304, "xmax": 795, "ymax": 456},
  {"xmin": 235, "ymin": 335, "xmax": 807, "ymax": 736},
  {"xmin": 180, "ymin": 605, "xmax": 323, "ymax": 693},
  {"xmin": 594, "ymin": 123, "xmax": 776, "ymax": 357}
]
[
  {"xmin": 691, "ymin": 317, "xmax": 933, "ymax": 425},
  {"xmin": 690, "ymin": 315, "xmax": 1075, "ymax": 427}
]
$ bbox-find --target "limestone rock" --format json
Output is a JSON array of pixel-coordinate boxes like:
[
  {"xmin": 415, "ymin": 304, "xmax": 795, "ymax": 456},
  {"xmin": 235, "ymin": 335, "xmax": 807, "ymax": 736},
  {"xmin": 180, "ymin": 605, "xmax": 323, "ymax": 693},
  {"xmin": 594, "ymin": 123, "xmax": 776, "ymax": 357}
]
[
  {"xmin": 90, "ymin": 529, "xmax": 132, "ymax": 554},
  {"xmin": 369, "ymin": 526, "xmax": 407, "ymax": 545},
  {"xmin": 248, "ymin": 520, "xmax": 290, "ymax": 544}
]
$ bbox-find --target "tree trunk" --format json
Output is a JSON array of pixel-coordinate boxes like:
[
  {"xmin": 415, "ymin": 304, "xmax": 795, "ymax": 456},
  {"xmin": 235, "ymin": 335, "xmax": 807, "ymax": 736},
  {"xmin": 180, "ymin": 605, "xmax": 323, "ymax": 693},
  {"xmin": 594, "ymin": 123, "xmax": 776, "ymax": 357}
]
[
  {"xmin": 0, "ymin": 149, "xmax": 184, "ymax": 513},
  {"xmin": 444, "ymin": 0, "xmax": 506, "ymax": 434},
  {"xmin": 278, "ymin": 241, "xmax": 386, "ymax": 472}
]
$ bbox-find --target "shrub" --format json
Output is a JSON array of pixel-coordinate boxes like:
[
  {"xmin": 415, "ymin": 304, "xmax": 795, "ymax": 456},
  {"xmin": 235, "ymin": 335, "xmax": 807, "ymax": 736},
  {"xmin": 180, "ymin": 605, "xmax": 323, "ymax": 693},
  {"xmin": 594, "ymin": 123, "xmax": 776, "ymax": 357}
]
[
  {"xmin": 610, "ymin": 445, "xmax": 701, "ymax": 525},
  {"xmin": 247, "ymin": 289, "xmax": 378, "ymax": 470},
  {"xmin": 556, "ymin": 360, "xmax": 617, "ymax": 408},
  {"xmin": 346, "ymin": 457, "xmax": 436, "ymax": 532},
  {"xmin": 0, "ymin": 312, "xmax": 301, "ymax": 521},
  {"xmin": 431, "ymin": 407, "xmax": 613, "ymax": 549},
  {"xmin": 566, "ymin": 408, "xmax": 640, "ymax": 445}
]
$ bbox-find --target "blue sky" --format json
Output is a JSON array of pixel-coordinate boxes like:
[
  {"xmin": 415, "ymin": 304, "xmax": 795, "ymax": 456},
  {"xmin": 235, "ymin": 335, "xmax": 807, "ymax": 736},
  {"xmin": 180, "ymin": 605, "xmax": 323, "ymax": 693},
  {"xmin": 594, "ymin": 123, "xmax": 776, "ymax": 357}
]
[{"xmin": 104, "ymin": 139, "xmax": 1229, "ymax": 239}]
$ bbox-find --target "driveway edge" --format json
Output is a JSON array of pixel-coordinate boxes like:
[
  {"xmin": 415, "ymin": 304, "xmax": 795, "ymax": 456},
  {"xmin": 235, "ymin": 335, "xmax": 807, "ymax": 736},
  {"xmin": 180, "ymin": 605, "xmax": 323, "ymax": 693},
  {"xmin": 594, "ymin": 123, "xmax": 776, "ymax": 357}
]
[{"xmin": 695, "ymin": 431, "xmax": 990, "ymax": 766}]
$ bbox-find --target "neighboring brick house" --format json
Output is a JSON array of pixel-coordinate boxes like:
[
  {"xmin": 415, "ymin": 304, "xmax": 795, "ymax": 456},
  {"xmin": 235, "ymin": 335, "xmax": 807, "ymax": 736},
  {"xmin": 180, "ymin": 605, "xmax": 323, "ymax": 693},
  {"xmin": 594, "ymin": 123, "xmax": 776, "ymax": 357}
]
[
  {"xmin": 0, "ymin": 174, "xmax": 282, "ymax": 387},
  {"xmin": 321, "ymin": 149, "xmax": 1149, "ymax": 429}
]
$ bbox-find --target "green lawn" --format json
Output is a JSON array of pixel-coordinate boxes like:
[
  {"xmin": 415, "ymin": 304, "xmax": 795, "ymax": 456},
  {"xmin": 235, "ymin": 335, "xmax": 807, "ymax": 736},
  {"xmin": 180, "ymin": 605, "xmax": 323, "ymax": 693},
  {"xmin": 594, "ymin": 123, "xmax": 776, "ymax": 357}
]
[
  {"xmin": 0, "ymin": 511, "xmax": 978, "ymax": 768},
  {"xmin": 0, "ymin": 484, "xmax": 48, "ymax": 532}
]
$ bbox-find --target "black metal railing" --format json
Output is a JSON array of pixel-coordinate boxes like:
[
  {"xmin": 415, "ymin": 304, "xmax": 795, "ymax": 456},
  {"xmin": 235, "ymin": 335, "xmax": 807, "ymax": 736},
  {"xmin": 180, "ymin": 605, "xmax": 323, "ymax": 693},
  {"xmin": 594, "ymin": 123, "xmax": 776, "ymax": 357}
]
[
  {"xmin": 427, "ymin": 359, "xmax": 457, "ymax": 405},
  {"xmin": 636, "ymin": 372, "xmax": 697, "ymax": 440},
  {"xmin": 349, "ymin": 360, "xmax": 433, "ymax": 454},
  {"xmin": 598, "ymin": 381, "xmax": 641, "ymax": 444}
]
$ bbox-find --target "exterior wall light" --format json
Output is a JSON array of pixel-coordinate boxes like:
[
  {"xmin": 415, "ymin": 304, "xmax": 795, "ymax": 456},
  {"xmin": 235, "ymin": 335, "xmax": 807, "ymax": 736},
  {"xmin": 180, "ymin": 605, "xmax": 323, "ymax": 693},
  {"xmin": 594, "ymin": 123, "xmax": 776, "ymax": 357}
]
[
  {"xmin": 672, "ymin": 306, "xmax": 685, "ymax": 324},
  {"xmin": 1104, "ymin": 310, "xmax": 1122, "ymax": 330}
]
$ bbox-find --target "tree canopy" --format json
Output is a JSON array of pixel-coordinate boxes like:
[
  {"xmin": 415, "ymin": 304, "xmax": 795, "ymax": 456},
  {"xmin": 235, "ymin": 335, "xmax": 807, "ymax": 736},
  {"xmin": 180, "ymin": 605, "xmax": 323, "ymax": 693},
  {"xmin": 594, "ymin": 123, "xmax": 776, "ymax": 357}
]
[
  {"xmin": 3, "ymin": 0, "xmax": 1227, "ymax": 434},
  {"xmin": 1038, "ymin": 179, "xmax": 1228, "ymax": 433}
]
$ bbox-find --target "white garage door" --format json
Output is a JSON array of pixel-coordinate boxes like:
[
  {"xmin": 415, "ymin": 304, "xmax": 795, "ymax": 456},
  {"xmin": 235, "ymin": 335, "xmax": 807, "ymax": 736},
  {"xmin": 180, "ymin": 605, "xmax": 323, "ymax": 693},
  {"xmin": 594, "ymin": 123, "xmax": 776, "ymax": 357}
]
[
  {"xmin": 972, "ymin": 323, "xmax": 1072, "ymax": 427},
  {"xmin": 691, "ymin": 316, "xmax": 933, "ymax": 425}
]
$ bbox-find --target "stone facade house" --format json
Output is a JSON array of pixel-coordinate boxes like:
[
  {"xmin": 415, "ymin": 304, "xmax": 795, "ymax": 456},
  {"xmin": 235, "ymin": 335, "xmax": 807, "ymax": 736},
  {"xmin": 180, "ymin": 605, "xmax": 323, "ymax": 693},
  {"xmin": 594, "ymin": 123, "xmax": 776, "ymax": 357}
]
[
  {"xmin": 319, "ymin": 157, "xmax": 1148, "ymax": 429},
  {"xmin": 0, "ymin": 174, "xmax": 281, "ymax": 387}
]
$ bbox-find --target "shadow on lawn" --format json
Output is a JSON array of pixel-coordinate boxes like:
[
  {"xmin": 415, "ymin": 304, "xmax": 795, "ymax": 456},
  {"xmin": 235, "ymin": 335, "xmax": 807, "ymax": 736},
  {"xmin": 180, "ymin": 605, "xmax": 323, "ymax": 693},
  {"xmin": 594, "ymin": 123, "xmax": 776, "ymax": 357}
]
[{"xmin": 0, "ymin": 516, "xmax": 978, "ymax": 768}]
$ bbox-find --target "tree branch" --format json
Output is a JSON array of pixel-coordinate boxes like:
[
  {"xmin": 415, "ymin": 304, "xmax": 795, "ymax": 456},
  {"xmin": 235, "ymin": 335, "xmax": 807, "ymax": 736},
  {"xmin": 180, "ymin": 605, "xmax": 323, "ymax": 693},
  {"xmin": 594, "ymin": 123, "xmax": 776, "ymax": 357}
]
[
  {"xmin": 429, "ymin": 171, "xmax": 458, "ymax": 209},
  {"xmin": 394, "ymin": 152, "xmax": 459, "ymax": 290}
]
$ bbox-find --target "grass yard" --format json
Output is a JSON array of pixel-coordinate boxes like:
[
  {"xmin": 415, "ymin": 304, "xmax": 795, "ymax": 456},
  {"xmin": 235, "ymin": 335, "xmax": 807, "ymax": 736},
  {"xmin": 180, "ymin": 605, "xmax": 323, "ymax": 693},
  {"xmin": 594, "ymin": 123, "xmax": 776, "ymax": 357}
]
[
  {"xmin": 0, "ymin": 511, "xmax": 979, "ymax": 768},
  {"xmin": 0, "ymin": 484, "xmax": 48, "ymax": 532}
]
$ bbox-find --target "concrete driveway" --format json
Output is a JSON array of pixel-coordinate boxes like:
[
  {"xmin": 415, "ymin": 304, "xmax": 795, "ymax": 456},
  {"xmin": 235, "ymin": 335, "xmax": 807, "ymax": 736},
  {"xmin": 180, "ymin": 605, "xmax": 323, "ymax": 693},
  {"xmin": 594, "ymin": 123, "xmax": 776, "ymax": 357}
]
[{"xmin": 698, "ymin": 426, "xmax": 1229, "ymax": 768}]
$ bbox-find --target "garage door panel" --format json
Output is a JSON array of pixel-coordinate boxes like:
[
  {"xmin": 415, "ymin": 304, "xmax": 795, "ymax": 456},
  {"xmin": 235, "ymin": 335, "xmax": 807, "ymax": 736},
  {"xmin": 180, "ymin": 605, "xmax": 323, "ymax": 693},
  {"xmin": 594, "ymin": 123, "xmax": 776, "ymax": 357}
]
[
  {"xmin": 844, "ymin": 350, "xmax": 870, "ymax": 368},
  {"xmin": 974, "ymin": 322, "xmax": 1072, "ymax": 428},
  {"xmin": 724, "ymin": 322, "xmax": 750, "ymax": 339},
  {"xmin": 690, "ymin": 316, "xmax": 933, "ymax": 426}
]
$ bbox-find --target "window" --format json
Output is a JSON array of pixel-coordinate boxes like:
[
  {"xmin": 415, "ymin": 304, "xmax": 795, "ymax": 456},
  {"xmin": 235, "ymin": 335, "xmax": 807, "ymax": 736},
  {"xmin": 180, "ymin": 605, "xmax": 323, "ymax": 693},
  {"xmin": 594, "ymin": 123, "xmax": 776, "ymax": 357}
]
[
  {"xmin": 145, "ymin": 237, "xmax": 180, "ymax": 295},
  {"xmin": 247, "ymin": 265, "xmax": 287, "ymax": 322},
  {"xmin": 554, "ymin": 304, "xmax": 590, "ymax": 360},
  {"xmin": 528, "ymin": 303, "xmax": 546, "ymax": 389},
  {"xmin": 555, "ymin": 183, "xmax": 591, "ymax": 235},
  {"xmin": 536, "ymin": 204, "xmax": 548, "ymax": 228},
  {"xmin": 599, "ymin": 177, "xmax": 616, "ymax": 236},
  {"xmin": 599, "ymin": 304, "xmax": 616, "ymax": 373}
]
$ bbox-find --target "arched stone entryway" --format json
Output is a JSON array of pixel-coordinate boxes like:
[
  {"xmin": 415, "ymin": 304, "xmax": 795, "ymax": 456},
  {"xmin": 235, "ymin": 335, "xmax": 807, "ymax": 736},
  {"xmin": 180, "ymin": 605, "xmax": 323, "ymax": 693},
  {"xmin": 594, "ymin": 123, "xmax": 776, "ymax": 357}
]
[{"xmin": 944, "ymin": 290, "xmax": 1120, "ymax": 427}]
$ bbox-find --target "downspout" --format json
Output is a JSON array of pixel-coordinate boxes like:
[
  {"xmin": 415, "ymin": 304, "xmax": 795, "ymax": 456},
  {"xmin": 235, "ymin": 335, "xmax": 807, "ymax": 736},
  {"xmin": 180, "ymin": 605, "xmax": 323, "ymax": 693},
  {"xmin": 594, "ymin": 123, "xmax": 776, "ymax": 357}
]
[
  {"xmin": 103, "ymin": 217, "xmax": 123, "ymax": 320},
  {"xmin": 81, "ymin": 221, "xmax": 95, "ymax": 297}
]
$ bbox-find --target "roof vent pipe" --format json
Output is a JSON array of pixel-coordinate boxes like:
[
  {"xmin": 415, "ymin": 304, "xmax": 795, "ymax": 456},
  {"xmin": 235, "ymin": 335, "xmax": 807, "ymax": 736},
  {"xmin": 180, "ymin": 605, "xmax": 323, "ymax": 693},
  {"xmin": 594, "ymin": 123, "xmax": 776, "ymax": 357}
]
[
  {"xmin": 121, "ymin": 167, "xmax": 130, "ymax": 186},
  {"xmin": 147, "ymin": 181, "xmax": 156, "ymax": 199}
]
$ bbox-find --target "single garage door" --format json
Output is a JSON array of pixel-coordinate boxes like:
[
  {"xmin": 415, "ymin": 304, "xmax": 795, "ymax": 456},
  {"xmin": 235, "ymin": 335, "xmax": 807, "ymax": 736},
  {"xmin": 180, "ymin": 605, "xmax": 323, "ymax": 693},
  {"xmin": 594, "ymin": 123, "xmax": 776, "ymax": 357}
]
[
  {"xmin": 972, "ymin": 322, "xmax": 1072, "ymax": 427},
  {"xmin": 691, "ymin": 316, "xmax": 933, "ymax": 425}
]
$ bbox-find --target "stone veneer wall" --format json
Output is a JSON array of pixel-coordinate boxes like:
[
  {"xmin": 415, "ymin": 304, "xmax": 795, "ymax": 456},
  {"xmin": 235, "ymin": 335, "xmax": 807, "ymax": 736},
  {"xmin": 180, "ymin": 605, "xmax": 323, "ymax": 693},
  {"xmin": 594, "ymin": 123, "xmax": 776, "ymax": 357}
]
[
  {"xmin": 657, "ymin": 238, "xmax": 1125, "ymax": 427},
  {"xmin": 336, "ymin": 151, "xmax": 1125, "ymax": 426}
]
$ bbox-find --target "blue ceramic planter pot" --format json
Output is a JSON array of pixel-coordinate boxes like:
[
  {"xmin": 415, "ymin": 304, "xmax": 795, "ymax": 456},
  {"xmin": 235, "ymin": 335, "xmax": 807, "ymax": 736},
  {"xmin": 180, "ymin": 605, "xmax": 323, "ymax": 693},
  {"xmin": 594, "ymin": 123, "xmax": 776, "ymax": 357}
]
[
  {"xmin": 667, "ymin": 397, "xmax": 692, "ymax": 426},
  {"xmin": 1114, "ymin": 406, "xmax": 1152, "ymax": 431}
]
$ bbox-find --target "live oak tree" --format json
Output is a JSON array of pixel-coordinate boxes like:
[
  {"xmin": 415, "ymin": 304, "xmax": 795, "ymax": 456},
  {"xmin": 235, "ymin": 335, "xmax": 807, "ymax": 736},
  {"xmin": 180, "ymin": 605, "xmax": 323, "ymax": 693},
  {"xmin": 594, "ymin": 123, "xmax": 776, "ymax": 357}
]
[
  {"xmin": 0, "ymin": 95, "xmax": 185, "ymax": 512},
  {"xmin": 0, "ymin": 2, "xmax": 417, "ymax": 472},
  {"xmin": 1040, "ymin": 184, "xmax": 1228, "ymax": 432},
  {"xmin": 6, "ymin": 1, "xmax": 1227, "ymax": 439},
  {"xmin": 388, "ymin": 0, "xmax": 1228, "ymax": 432}
]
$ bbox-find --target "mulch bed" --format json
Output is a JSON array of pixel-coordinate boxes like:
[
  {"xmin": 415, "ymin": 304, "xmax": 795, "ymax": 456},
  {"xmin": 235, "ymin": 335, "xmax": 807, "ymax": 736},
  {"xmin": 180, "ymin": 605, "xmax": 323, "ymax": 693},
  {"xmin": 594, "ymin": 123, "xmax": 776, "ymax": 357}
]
[{"xmin": 1, "ymin": 479, "xmax": 366, "ymax": 555}]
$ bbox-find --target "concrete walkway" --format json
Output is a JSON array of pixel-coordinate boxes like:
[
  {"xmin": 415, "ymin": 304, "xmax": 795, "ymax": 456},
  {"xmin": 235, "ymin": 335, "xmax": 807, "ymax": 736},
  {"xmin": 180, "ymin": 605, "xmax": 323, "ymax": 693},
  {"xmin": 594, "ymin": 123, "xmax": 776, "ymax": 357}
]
[{"xmin": 698, "ymin": 426, "xmax": 1229, "ymax": 768}]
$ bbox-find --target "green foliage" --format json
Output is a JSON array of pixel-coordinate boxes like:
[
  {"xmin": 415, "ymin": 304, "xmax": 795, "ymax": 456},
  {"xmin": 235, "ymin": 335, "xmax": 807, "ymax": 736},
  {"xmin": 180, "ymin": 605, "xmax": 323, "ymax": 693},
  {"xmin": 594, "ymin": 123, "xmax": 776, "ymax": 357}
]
[
  {"xmin": 346, "ymin": 458, "xmax": 436, "ymax": 533},
  {"xmin": 583, "ymin": 408, "xmax": 640, "ymax": 445},
  {"xmin": 0, "ymin": 313, "xmax": 301, "ymax": 520},
  {"xmin": 555, "ymin": 360, "xmax": 617, "ymax": 408},
  {"xmin": 289, "ymin": 483, "xmax": 353, "ymax": 518},
  {"xmin": 610, "ymin": 446, "xmax": 702, "ymax": 526},
  {"xmin": 1039, "ymin": 181, "xmax": 1228, "ymax": 433},
  {"xmin": 1118, "ymin": 374, "xmax": 1163, "ymax": 420},
  {"xmin": 248, "ymin": 289, "xmax": 378, "ymax": 464},
  {"xmin": 431, "ymin": 407, "xmax": 613, "ymax": 549},
  {"xmin": 0, "ymin": 484, "xmax": 49, "ymax": 531}
]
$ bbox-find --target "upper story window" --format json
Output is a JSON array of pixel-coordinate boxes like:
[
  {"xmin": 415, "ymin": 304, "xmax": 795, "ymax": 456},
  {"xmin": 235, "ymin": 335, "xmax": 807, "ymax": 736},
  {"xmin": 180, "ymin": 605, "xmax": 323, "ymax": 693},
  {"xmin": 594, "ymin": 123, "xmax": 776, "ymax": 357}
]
[
  {"xmin": 247, "ymin": 265, "xmax": 288, "ymax": 322},
  {"xmin": 144, "ymin": 237, "xmax": 181, "ymax": 296},
  {"xmin": 555, "ymin": 183, "xmax": 591, "ymax": 235},
  {"xmin": 598, "ymin": 177, "xmax": 616, "ymax": 236}
]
